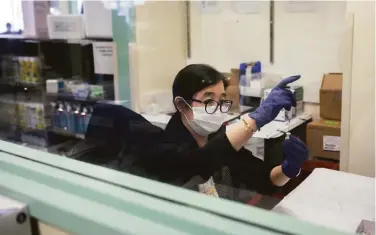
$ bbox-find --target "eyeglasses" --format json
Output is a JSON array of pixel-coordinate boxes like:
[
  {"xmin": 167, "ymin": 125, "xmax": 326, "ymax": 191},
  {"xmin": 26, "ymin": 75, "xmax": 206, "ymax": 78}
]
[{"xmin": 191, "ymin": 99, "xmax": 233, "ymax": 114}]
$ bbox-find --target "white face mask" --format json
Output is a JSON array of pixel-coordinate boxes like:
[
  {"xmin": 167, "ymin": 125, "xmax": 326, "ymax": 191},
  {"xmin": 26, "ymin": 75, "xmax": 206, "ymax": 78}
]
[{"xmin": 183, "ymin": 104, "xmax": 228, "ymax": 137}]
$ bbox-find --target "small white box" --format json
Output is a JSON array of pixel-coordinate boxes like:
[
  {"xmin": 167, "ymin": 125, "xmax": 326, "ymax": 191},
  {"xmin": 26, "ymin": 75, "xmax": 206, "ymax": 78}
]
[
  {"xmin": 263, "ymin": 89, "xmax": 298, "ymax": 122},
  {"xmin": 47, "ymin": 15, "xmax": 85, "ymax": 39},
  {"xmin": 46, "ymin": 79, "xmax": 64, "ymax": 93},
  {"xmin": 263, "ymin": 88, "xmax": 293, "ymax": 122},
  {"xmin": 295, "ymin": 100, "xmax": 304, "ymax": 116},
  {"xmin": 275, "ymin": 109, "xmax": 293, "ymax": 122}
]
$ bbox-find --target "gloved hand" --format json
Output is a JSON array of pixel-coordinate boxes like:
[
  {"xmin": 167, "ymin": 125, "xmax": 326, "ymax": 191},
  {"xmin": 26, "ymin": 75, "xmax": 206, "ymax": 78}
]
[
  {"xmin": 281, "ymin": 135, "xmax": 309, "ymax": 178},
  {"xmin": 249, "ymin": 75, "xmax": 301, "ymax": 129}
]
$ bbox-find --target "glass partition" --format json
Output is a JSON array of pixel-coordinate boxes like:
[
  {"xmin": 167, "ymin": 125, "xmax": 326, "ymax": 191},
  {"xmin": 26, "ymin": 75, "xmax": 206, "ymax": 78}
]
[{"xmin": 0, "ymin": 1, "xmax": 374, "ymax": 234}]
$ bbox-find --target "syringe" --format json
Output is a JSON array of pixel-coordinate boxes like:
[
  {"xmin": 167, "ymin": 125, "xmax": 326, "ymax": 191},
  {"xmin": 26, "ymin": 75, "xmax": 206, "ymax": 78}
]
[{"xmin": 285, "ymin": 117, "xmax": 291, "ymax": 140}]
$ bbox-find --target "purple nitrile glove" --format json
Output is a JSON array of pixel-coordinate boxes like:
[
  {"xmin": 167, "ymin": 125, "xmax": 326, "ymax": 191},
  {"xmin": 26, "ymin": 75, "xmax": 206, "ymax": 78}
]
[
  {"xmin": 248, "ymin": 75, "xmax": 301, "ymax": 129},
  {"xmin": 281, "ymin": 135, "xmax": 309, "ymax": 178}
]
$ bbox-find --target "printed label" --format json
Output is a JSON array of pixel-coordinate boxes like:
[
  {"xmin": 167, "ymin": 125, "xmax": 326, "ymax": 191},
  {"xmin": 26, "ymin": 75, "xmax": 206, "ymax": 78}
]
[
  {"xmin": 198, "ymin": 177, "xmax": 219, "ymax": 197},
  {"xmin": 92, "ymin": 42, "xmax": 114, "ymax": 75},
  {"xmin": 323, "ymin": 136, "xmax": 341, "ymax": 151}
]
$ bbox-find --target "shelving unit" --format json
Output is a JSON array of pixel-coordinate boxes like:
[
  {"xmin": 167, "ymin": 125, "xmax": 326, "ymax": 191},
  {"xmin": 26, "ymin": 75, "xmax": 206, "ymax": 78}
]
[{"xmin": 0, "ymin": 35, "xmax": 115, "ymax": 152}]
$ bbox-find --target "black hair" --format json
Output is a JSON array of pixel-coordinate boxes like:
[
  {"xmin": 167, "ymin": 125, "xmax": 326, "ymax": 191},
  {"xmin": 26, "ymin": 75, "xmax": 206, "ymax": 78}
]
[
  {"xmin": 172, "ymin": 64, "xmax": 228, "ymax": 104},
  {"xmin": 6, "ymin": 23, "xmax": 11, "ymax": 28}
]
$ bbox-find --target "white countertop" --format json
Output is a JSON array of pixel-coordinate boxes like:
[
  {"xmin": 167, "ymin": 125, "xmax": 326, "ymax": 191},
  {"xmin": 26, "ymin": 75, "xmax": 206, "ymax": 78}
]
[{"xmin": 273, "ymin": 168, "xmax": 375, "ymax": 233}]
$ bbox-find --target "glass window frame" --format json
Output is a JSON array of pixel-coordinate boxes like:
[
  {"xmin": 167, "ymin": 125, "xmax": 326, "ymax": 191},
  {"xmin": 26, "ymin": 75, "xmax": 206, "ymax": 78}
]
[{"xmin": 0, "ymin": 140, "xmax": 350, "ymax": 235}]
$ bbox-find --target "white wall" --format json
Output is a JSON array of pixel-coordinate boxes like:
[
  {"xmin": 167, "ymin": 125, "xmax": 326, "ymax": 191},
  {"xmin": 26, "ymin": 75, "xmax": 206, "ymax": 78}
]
[
  {"xmin": 189, "ymin": 1, "xmax": 346, "ymax": 103},
  {"xmin": 343, "ymin": 1, "xmax": 375, "ymax": 177},
  {"xmin": 57, "ymin": 0, "xmax": 70, "ymax": 14},
  {"xmin": 189, "ymin": 0, "xmax": 375, "ymax": 177},
  {"xmin": 131, "ymin": 1, "xmax": 187, "ymax": 112}
]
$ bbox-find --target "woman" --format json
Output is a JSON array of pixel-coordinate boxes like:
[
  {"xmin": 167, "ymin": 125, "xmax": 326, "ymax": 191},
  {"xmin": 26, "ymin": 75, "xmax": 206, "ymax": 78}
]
[{"xmin": 145, "ymin": 64, "xmax": 308, "ymax": 199}]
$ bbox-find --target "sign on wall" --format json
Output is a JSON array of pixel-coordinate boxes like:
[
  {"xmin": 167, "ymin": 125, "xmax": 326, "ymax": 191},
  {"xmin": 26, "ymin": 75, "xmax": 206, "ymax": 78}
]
[
  {"xmin": 231, "ymin": 1, "xmax": 263, "ymax": 15},
  {"xmin": 199, "ymin": 0, "xmax": 221, "ymax": 13},
  {"xmin": 92, "ymin": 42, "xmax": 114, "ymax": 75},
  {"xmin": 284, "ymin": 1, "xmax": 318, "ymax": 12}
]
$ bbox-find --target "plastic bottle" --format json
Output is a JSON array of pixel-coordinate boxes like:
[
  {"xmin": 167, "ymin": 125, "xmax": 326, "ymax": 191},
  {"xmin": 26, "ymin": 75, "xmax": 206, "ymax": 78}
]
[
  {"xmin": 26, "ymin": 57, "xmax": 32, "ymax": 83},
  {"xmin": 73, "ymin": 105, "xmax": 81, "ymax": 134},
  {"xmin": 66, "ymin": 103, "xmax": 75, "ymax": 133},
  {"xmin": 53, "ymin": 102, "xmax": 59, "ymax": 128},
  {"xmin": 245, "ymin": 65, "xmax": 252, "ymax": 86},
  {"xmin": 84, "ymin": 106, "xmax": 92, "ymax": 134},
  {"xmin": 57, "ymin": 102, "xmax": 66, "ymax": 129},
  {"xmin": 19, "ymin": 57, "xmax": 25, "ymax": 82},
  {"xmin": 12, "ymin": 56, "xmax": 19, "ymax": 82},
  {"xmin": 251, "ymin": 61, "xmax": 262, "ymax": 85},
  {"xmin": 239, "ymin": 63, "xmax": 247, "ymax": 86},
  {"xmin": 79, "ymin": 106, "xmax": 88, "ymax": 134},
  {"xmin": 239, "ymin": 63, "xmax": 247, "ymax": 106},
  {"xmin": 31, "ymin": 57, "xmax": 39, "ymax": 84},
  {"xmin": 28, "ymin": 106, "xmax": 37, "ymax": 129}
]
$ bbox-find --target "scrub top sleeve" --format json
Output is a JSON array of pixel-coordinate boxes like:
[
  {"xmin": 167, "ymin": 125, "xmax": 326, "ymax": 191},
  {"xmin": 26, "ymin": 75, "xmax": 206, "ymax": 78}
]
[
  {"xmin": 150, "ymin": 132, "xmax": 238, "ymax": 181},
  {"xmin": 188, "ymin": 132, "xmax": 239, "ymax": 171}
]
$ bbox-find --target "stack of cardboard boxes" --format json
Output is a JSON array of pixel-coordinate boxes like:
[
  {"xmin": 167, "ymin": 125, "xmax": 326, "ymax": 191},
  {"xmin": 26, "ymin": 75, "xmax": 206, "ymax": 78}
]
[
  {"xmin": 307, "ymin": 73, "xmax": 343, "ymax": 161},
  {"xmin": 224, "ymin": 69, "xmax": 241, "ymax": 111}
]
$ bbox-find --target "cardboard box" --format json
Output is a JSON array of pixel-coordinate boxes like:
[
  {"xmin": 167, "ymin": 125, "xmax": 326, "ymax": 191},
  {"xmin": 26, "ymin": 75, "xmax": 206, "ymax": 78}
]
[
  {"xmin": 224, "ymin": 68, "xmax": 241, "ymax": 111},
  {"xmin": 226, "ymin": 85, "xmax": 240, "ymax": 110},
  {"xmin": 226, "ymin": 68, "xmax": 240, "ymax": 87},
  {"xmin": 307, "ymin": 120, "xmax": 341, "ymax": 160},
  {"xmin": 320, "ymin": 73, "xmax": 342, "ymax": 120}
]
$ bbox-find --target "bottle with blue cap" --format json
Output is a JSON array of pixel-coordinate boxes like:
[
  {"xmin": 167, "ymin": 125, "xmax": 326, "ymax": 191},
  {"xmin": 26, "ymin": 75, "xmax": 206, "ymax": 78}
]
[
  {"xmin": 239, "ymin": 63, "xmax": 247, "ymax": 105},
  {"xmin": 239, "ymin": 61, "xmax": 263, "ymax": 107},
  {"xmin": 251, "ymin": 61, "xmax": 262, "ymax": 81}
]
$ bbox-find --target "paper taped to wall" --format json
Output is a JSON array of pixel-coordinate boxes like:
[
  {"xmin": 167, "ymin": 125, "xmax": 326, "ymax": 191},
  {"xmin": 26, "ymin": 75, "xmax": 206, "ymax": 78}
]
[
  {"xmin": 92, "ymin": 42, "xmax": 115, "ymax": 75},
  {"xmin": 231, "ymin": 1, "xmax": 263, "ymax": 14},
  {"xmin": 200, "ymin": 0, "xmax": 221, "ymax": 13},
  {"xmin": 284, "ymin": 1, "xmax": 318, "ymax": 13}
]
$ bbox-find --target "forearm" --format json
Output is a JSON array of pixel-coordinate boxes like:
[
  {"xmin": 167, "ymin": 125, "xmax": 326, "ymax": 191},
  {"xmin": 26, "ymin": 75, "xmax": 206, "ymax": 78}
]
[
  {"xmin": 226, "ymin": 115, "xmax": 256, "ymax": 151},
  {"xmin": 270, "ymin": 165, "xmax": 291, "ymax": 186}
]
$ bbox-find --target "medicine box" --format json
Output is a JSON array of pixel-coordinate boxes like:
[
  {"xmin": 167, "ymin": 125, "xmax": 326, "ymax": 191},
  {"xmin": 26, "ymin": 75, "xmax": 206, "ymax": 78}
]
[
  {"xmin": 293, "ymin": 86, "xmax": 304, "ymax": 116},
  {"xmin": 46, "ymin": 79, "xmax": 64, "ymax": 93},
  {"xmin": 263, "ymin": 86, "xmax": 304, "ymax": 122}
]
